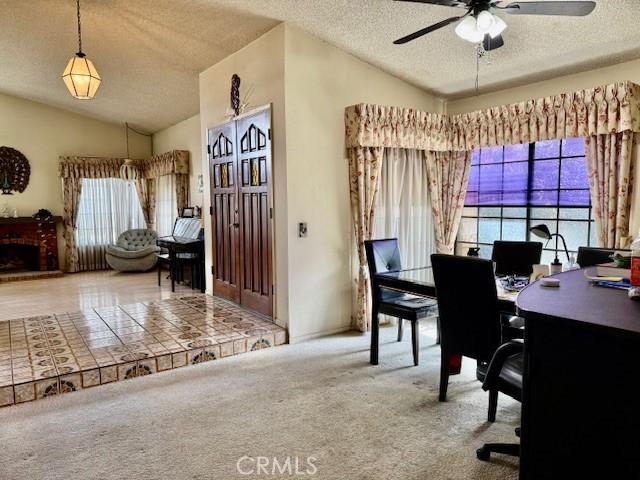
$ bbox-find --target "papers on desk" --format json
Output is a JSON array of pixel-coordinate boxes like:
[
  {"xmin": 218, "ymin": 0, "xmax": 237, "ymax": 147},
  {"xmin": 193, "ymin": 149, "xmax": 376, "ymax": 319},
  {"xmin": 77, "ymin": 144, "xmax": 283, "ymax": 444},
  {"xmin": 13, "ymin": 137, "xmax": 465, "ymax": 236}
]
[{"xmin": 583, "ymin": 269, "xmax": 631, "ymax": 290}]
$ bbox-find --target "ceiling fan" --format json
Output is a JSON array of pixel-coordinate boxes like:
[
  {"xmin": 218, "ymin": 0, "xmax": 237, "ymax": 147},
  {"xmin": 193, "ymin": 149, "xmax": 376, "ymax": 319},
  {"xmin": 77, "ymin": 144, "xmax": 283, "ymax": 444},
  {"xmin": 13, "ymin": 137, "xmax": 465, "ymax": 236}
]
[{"xmin": 393, "ymin": 1, "xmax": 596, "ymax": 51}]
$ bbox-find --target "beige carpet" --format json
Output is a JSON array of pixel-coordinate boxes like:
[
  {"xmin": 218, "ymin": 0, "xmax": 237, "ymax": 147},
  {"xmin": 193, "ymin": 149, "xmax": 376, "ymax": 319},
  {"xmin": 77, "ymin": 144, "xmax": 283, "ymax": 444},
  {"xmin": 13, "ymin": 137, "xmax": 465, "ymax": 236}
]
[{"xmin": 0, "ymin": 323, "xmax": 519, "ymax": 480}]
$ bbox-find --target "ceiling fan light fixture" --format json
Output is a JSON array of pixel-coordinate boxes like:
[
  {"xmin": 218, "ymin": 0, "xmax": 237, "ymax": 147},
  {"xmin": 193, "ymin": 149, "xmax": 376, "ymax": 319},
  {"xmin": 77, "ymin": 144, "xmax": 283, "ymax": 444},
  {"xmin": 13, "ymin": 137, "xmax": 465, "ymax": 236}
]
[
  {"xmin": 488, "ymin": 15, "xmax": 507, "ymax": 38},
  {"xmin": 455, "ymin": 16, "xmax": 484, "ymax": 43},
  {"xmin": 476, "ymin": 10, "xmax": 495, "ymax": 34}
]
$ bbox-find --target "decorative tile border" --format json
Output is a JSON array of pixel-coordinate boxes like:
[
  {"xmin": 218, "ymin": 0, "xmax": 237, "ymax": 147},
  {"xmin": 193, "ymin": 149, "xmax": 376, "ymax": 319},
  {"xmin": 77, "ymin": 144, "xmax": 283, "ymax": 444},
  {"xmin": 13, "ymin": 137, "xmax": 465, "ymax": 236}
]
[{"xmin": 0, "ymin": 294, "xmax": 287, "ymax": 407}]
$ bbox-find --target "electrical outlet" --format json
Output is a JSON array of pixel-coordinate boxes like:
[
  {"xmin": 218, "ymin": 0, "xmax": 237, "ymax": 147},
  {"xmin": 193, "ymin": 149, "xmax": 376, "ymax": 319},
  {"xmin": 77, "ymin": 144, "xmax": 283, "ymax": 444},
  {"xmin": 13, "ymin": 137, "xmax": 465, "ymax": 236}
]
[{"xmin": 298, "ymin": 222, "xmax": 308, "ymax": 238}]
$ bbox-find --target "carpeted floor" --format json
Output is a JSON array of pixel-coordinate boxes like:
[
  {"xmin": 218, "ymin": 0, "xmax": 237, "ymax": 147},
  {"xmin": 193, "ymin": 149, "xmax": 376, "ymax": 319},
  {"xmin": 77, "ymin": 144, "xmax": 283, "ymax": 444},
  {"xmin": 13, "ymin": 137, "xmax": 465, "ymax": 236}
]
[{"xmin": 0, "ymin": 322, "xmax": 519, "ymax": 480}]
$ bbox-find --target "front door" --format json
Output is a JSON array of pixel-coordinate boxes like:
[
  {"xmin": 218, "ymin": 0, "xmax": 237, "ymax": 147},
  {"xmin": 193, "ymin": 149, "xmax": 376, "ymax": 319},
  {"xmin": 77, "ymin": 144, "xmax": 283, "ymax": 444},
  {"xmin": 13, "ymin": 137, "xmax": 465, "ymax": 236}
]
[
  {"xmin": 208, "ymin": 121, "xmax": 240, "ymax": 303},
  {"xmin": 236, "ymin": 108, "xmax": 273, "ymax": 317},
  {"xmin": 207, "ymin": 106, "xmax": 273, "ymax": 317}
]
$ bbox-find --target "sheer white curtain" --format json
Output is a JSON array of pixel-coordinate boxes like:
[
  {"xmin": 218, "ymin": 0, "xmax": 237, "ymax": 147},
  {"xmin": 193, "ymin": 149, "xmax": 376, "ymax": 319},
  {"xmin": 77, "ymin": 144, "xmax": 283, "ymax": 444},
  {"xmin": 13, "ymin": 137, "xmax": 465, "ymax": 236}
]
[
  {"xmin": 76, "ymin": 178, "xmax": 146, "ymax": 271},
  {"xmin": 374, "ymin": 148, "xmax": 436, "ymax": 268},
  {"xmin": 155, "ymin": 174, "xmax": 177, "ymax": 237}
]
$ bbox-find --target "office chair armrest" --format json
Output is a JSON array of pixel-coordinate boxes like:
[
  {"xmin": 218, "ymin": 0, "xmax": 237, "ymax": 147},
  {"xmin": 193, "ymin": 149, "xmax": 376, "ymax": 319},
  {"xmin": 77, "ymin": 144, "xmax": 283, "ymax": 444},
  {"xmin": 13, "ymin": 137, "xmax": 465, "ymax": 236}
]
[{"xmin": 482, "ymin": 340, "xmax": 524, "ymax": 392}]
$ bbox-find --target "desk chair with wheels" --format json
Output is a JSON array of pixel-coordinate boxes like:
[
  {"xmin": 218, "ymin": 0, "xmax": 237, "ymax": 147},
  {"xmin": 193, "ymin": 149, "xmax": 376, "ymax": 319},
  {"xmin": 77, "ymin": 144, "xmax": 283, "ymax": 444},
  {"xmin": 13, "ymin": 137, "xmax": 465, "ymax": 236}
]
[
  {"xmin": 476, "ymin": 339, "xmax": 524, "ymax": 461},
  {"xmin": 365, "ymin": 238, "xmax": 438, "ymax": 366}
]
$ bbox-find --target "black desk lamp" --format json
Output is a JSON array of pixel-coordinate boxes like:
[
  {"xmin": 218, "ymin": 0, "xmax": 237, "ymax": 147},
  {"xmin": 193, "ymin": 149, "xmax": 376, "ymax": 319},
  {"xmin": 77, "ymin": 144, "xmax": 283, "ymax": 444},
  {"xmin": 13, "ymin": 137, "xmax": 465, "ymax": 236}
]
[{"xmin": 530, "ymin": 224, "xmax": 571, "ymax": 272}]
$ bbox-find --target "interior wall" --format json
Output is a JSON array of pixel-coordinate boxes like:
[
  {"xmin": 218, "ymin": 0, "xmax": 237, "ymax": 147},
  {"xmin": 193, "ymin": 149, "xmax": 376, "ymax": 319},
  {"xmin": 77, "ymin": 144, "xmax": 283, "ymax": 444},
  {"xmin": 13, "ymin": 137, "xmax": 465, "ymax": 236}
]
[
  {"xmin": 446, "ymin": 58, "xmax": 640, "ymax": 239},
  {"xmin": 152, "ymin": 114, "xmax": 203, "ymax": 209},
  {"xmin": 199, "ymin": 24, "xmax": 289, "ymax": 326},
  {"xmin": 283, "ymin": 24, "xmax": 440, "ymax": 342},
  {"xmin": 0, "ymin": 92, "xmax": 152, "ymax": 270}
]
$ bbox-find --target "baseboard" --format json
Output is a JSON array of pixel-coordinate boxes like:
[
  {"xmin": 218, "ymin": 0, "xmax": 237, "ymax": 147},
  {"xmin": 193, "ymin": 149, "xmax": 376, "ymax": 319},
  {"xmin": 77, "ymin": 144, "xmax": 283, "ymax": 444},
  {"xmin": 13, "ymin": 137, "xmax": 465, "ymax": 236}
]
[{"xmin": 288, "ymin": 325, "xmax": 352, "ymax": 344}]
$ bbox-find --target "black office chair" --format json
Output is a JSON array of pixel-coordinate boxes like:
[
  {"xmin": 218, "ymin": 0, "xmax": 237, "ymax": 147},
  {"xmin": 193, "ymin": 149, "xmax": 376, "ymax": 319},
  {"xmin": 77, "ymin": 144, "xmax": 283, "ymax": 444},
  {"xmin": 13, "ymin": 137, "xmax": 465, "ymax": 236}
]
[
  {"xmin": 576, "ymin": 246, "xmax": 628, "ymax": 267},
  {"xmin": 492, "ymin": 240, "xmax": 543, "ymax": 276},
  {"xmin": 365, "ymin": 238, "xmax": 438, "ymax": 366},
  {"xmin": 492, "ymin": 241, "xmax": 542, "ymax": 341},
  {"xmin": 431, "ymin": 254, "xmax": 512, "ymax": 421},
  {"xmin": 476, "ymin": 340, "xmax": 524, "ymax": 461}
]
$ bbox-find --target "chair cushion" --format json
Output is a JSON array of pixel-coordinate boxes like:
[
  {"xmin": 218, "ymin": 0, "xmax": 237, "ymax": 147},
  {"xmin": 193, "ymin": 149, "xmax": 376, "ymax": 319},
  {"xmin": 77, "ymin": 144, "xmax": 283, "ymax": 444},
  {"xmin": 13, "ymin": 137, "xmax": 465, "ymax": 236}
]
[
  {"xmin": 116, "ymin": 229, "xmax": 158, "ymax": 251},
  {"xmin": 380, "ymin": 290, "xmax": 438, "ymax": 320},
  {"xmin": 107, "ymin": 244, "xmax": 160, "ymax": 259}
]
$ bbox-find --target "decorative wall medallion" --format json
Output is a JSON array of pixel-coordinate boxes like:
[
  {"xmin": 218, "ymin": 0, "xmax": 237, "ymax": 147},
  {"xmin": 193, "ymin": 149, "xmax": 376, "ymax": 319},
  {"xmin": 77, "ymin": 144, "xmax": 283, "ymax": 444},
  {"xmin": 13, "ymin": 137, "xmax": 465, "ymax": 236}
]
[{"xmin": 0, "ymin": 146, "xmax": 30, "ymax": 195}]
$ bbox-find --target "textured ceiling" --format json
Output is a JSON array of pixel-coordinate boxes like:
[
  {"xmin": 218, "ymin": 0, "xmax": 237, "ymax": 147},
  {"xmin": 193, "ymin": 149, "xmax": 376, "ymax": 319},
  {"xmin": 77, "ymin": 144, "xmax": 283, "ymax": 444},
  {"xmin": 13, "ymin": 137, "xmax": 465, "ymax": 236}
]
[
  {"xmin": 219, "ymin": 0, "xmax": 640, "ymax": 99},
  {"xmin": 2, "ymin": 1, "xmax": 640, "ymax": 132},
  {"xmin": 0, "ymin": 0, "xmax": 278, "ymax": 132}
]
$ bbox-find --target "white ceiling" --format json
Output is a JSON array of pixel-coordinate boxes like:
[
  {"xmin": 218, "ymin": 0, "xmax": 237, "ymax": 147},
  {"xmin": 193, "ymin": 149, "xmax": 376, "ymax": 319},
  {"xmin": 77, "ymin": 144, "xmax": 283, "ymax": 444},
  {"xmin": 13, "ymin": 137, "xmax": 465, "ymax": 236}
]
[{"xmin": 3, "ymin": 1, "xmax": 640, "ymax": 132}]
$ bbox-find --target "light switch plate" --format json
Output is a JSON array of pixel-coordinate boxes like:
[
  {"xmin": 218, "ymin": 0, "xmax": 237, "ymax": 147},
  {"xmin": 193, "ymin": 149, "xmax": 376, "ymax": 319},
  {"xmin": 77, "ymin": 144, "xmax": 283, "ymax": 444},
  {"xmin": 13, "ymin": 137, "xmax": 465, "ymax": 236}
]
[{"xmin": 298, "ymin": 222, "xmax": 308, "ymax": 238}]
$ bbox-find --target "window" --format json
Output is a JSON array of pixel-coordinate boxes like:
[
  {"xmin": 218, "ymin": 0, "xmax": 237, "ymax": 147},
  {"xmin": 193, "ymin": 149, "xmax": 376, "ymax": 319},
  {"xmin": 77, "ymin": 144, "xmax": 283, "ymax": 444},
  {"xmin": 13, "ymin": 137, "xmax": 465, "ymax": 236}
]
[
  {"xmin": 155, "ymin": 174, "xmax": 178, "ymax": 237},
  {"xmin": 456, "ymin": 138, "xmax": 597, "ymax": 264},
  {"xmin": 76, "ymin": 178, "xmax": 146, "ymax": 270}
]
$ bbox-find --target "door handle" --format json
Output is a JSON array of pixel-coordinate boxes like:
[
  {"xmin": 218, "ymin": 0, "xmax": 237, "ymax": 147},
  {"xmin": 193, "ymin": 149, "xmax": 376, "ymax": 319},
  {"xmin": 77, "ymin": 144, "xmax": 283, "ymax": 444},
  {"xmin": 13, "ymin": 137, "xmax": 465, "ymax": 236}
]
[{"xmin": 230, "ymin": 222, "xmax": 240, "ymax": 228}]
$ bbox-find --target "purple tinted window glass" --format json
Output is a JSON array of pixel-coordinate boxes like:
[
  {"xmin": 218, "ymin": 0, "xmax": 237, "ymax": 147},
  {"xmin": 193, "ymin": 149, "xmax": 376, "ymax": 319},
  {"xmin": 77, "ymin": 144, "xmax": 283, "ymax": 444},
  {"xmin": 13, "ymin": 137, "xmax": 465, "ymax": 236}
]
[
  {"xmin": 534, "ymin": 140, "xmax": 560, "ymax": 159},
  {"xmin": 480, "ymin": 146, "xmax": 503, "ymax": 164},
  {"xmin": 479, "ymin": 191, "xmax": 502, "ymax": 205},
  {"xmin": 532, "ymin": 160, "xmax": 559, "ymax": 189},
  {"xmin": 503, "ymin": 161, "xmax": 528, "ymax": 194},
  {"xmin": 559, "ymin": 189, "xmax": 591, "ymax": 206},
  {"xmin": 504, "ymin": 143, "xmax": 529, "ymax": 162},
  {"xmin": 562, "ymin": 137, "xmax": 585, "ymax": 157},
  {"xmin": 471, "ymin": 150, "xmax": 481, "ymax": 166},
  {"xmin": 501, "ymin": 191, "xmax": 528, "ymax": 205},
  {"xmin": 478, "ymin": 163, "xmax": 502, "ymax": 194},
  {"xmin": 530, "ymin": 190, "xmax": 558, "ymax": 206},
  {"xmin": 465, "ymin": 191, "xmax": 479, "ymax": 205},
  {"xmin": 560, "ymin": 157, "xmax": 589, "ymax": 189},
  {"xmin": 467, "ymin": 165, "xmax": 479, "ymax": 191}
]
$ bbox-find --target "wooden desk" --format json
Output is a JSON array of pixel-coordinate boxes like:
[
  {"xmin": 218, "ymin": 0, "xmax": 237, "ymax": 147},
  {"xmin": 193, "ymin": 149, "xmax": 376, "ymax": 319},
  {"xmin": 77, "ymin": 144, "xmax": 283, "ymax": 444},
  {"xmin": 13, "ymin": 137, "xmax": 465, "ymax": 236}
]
[
  {"xmin": 517, "ymin": 268, "xmax": 640, "ymax": 479},
  {"xmin": 372, "ymin": 267, "xmax": 518, "ymax": 365}
]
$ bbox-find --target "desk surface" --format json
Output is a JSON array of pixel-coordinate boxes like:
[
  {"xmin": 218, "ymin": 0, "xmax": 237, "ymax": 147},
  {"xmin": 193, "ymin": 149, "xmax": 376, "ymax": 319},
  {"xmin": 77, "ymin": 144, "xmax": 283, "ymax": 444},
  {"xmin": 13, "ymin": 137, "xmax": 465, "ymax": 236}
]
[{"xmin": 516, "ymin": 268, "xmax": 640, "ymax": 335}]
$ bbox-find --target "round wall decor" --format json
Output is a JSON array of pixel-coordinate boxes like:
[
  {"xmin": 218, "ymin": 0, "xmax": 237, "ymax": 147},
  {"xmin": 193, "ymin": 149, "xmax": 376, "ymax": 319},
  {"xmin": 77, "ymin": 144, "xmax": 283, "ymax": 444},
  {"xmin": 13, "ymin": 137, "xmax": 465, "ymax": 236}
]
[{"xmin": 0, "ymin": 146, "xmax": 30, "ymax": 194}]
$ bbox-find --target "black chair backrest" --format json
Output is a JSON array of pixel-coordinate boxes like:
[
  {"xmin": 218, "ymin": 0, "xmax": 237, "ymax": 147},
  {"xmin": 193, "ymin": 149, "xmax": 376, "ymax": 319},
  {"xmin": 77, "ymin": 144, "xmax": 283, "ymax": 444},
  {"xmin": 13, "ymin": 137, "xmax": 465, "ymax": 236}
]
[
  {"xmin": 492, "ymin": 240, "xmax": 542, "ymax": 276},
  {"xmin": 364, "ymin": 238, "xmax": 402, "ymax": 277},
  {"xmin": 431, "ymin": 254, "xmax": 502, "ymax": 364},
  {"xmin": 576, "ymin": 246, "xmax": 626, "ymax": 267}
]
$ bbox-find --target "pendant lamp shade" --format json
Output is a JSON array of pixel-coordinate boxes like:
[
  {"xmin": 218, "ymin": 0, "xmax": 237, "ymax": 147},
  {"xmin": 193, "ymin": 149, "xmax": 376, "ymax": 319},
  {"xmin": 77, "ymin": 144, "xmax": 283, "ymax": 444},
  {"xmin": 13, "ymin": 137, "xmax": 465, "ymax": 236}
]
[
  {"xmin": 62, "ymin": 0, "xmax": 101, "ymax": 99},
  {"xmin": 62, "ymin": 53, "xmax": 101, "ymax": 100}
]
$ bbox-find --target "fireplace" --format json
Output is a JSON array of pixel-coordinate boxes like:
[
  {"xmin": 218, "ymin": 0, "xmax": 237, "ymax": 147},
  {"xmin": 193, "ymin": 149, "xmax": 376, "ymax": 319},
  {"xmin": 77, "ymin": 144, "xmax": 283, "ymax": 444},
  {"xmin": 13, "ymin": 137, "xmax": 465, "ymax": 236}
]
[
  {"xmin": 0, "ymin": 217, "xmax": 61, "ymax": 274},
  {"xmin": 0, "ymin": 244, "xmax": 39, "ymax": 272}
]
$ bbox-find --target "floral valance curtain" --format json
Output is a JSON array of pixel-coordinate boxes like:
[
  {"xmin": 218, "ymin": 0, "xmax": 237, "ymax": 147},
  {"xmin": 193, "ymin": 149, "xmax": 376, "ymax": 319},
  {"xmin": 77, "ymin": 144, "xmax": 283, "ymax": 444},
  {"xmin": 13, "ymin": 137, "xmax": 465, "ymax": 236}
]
[
  {"xmin": 58, "ymin": 156, "xmax": 125, "ymax": 179},
  {"xmin": 139, "ymin": 150, "xmax": 189, "ymax": 179},
  {"xmin": 345, "ymin": 81, "xmax": 640, "ymax": 151}
]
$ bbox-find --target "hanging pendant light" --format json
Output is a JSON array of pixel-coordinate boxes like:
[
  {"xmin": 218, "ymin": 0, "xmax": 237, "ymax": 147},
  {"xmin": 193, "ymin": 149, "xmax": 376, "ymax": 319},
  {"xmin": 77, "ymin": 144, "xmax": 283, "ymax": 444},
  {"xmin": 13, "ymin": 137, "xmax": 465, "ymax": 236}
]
[
  {"xmin": 62, "ymin": 0, "xmax": 101, "ymax": 99},
  {"xmin": 120, "ymin": 123, "xmax": 139, "ymax": 181}
]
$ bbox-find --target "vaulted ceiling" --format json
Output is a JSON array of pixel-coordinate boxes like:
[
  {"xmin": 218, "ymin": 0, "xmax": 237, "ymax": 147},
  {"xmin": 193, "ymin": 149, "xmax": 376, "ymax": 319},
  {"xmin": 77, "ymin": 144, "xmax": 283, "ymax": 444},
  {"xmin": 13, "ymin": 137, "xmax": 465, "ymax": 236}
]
[{"xmin": 2, "ymin": 0, "xmax": 640, "ymax": 132}]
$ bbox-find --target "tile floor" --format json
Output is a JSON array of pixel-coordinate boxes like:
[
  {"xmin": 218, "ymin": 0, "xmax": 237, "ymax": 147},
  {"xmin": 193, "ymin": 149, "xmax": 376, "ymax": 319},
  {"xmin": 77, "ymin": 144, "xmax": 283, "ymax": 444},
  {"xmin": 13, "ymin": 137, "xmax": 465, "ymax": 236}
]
[{"xmin": 0, "ymin": 294, "xmax": 286, "ymax": 407}]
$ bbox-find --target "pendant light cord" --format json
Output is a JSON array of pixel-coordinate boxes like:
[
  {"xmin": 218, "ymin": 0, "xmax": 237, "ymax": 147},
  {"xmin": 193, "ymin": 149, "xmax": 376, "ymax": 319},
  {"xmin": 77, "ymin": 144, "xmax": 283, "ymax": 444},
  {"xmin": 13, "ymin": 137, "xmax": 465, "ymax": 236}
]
[
  {"xmin": 76, "ymin": 0, "xmax": 83, "ymax": 55},
  {"xmin": 125, "ymin": 122, "xmax": 130, "ymax": 159}
]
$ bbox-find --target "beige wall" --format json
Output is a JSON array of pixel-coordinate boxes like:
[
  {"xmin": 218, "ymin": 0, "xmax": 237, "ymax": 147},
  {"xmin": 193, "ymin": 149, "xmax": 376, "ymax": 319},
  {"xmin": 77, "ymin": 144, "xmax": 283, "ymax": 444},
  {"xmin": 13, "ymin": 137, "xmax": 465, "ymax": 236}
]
[
  {"xmin": 199, "ymin": 24, "xmax": 289, "ymax": 325},
  {"xmin": 152, "ymin": 114, "xmax": 203, "ymax": 208},
  {"xmin": 446, "ymin": 58, "xmax": 640, "ymax": 238},
  {"xmin": 0, "ymin": 92, "xmax": 152, "ymax": 269},
  {"xmin": 283, "ymin": 25, "xmax": 438, "ymax": 342}
]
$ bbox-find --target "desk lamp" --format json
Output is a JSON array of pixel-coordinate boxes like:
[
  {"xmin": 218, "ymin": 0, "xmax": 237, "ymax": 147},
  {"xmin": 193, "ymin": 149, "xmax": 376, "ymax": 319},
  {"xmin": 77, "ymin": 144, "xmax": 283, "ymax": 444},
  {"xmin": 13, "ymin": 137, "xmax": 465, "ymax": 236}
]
[{"xmin": 530, "ymin": 224, "xmax": 570, "ymax": 274}]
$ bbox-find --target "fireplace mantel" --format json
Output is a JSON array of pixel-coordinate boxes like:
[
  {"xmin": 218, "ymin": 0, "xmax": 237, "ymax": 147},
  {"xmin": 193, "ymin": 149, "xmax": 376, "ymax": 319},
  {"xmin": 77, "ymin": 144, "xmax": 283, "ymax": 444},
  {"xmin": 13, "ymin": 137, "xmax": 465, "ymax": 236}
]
[{"xmin": 0, "ymin": 216, "xmax": 62, "ymax": 225}]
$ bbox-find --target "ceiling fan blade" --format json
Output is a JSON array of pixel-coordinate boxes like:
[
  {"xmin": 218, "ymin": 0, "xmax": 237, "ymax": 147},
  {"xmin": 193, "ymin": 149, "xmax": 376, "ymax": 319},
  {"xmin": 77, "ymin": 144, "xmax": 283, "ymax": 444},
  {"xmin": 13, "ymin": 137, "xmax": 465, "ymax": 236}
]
[
  {"xmin": 393, "ymin": 16, "xmax": 462, "ymax": 44},
  {"xmin": 503, "ymin": 1, "xmax": 596, "ymax": 16},
  {"xmin": 483, "ymin": 34, "xmax": 504, "ymax": 51},
  {"xmin": 394, "ymin": 0, "xmax": 470, "ymax": 7}
]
